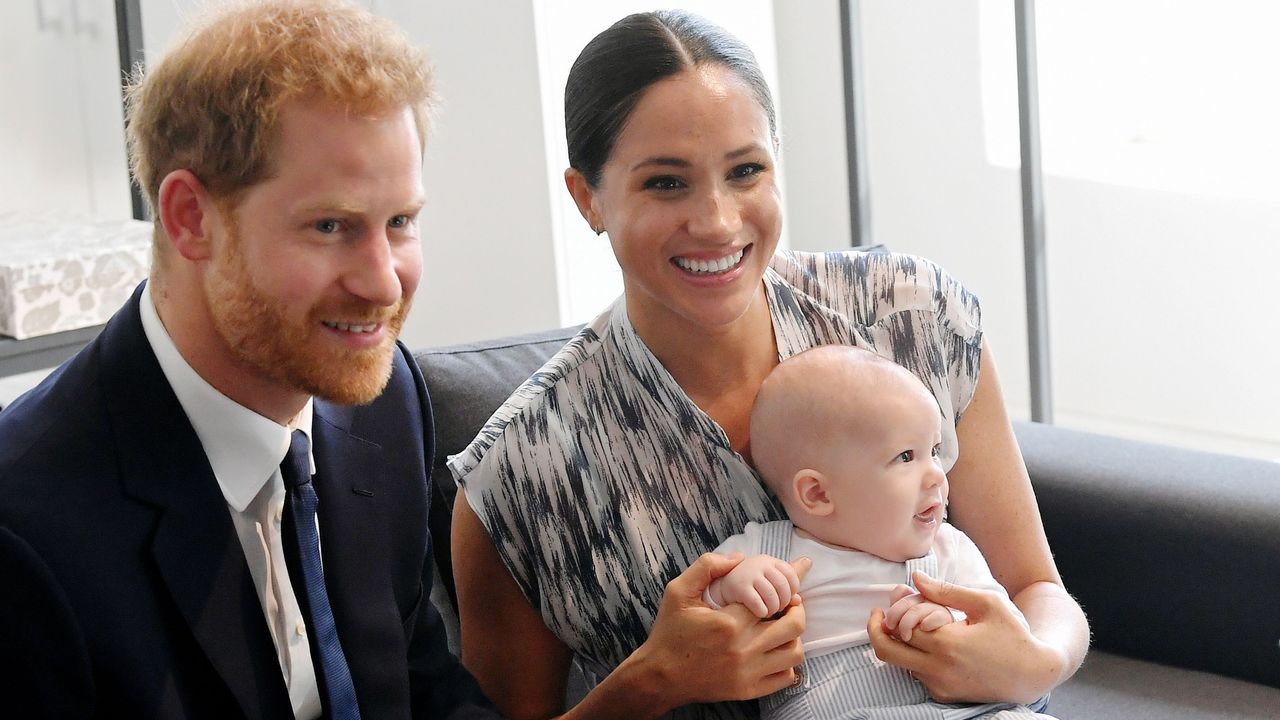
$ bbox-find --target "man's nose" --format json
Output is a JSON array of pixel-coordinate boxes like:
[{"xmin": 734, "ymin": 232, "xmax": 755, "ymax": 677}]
[{"xmin": 345, "ymin": 230, "xmax": 403, "ymax": 307}]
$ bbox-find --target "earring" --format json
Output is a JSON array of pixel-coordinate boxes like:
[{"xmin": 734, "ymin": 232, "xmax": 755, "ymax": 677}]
[{"xmin": 593, "ymin": 225, "xmax": 604, "ymax": 236}]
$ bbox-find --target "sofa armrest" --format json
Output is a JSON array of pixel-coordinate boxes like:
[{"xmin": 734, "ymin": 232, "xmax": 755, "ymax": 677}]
[{"xmin": 1014, "ymin": 421, "xmax": 1280, "ymax": 688}]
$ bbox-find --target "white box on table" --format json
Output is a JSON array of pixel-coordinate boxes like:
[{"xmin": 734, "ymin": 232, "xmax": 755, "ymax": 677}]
[{"xmin": 0, "ymin": 213, "xmax": 152, "ymax": 340}]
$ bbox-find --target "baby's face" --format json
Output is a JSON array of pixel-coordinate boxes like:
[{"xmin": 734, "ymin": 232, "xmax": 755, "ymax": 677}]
[{"xmin": 819, "ymin": 386, "xmax": 948, "ymax": 562}]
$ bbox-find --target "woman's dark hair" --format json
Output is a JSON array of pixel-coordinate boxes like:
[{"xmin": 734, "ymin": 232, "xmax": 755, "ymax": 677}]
[{"xmin": 565, "ymin": 10, "xmax": 777, "ymax": 188}]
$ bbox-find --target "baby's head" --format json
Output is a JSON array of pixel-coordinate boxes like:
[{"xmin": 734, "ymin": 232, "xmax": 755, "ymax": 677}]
[{"xmin": 750, "ymin": 345, "xmax": 949, "ymax": 562}]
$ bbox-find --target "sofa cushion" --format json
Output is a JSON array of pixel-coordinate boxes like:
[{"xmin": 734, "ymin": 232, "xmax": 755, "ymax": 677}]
[
  {"xmin": 1050, "ymin": 650, "xmax": 1280, "ymax": 719},
  {"xmin": 1014, "ymin": 421, "xmax": 1280, "ymax": 688}
]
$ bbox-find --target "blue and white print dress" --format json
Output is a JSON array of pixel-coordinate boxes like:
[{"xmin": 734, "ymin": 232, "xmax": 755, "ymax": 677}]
[{"xmin": 450, "ymin": 250, "xmax": 984, "ymax": 720}]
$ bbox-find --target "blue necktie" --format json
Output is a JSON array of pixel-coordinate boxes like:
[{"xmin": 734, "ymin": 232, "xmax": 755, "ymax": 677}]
[{"xmin": 280, "ymin": 430, "xmax": 362, "ymax": 720}]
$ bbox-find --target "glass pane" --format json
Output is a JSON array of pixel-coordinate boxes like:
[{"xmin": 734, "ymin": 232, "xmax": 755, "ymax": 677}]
[{"xmin": 979, "ymin": 0, "xmax": 1280, "ymax": 459}]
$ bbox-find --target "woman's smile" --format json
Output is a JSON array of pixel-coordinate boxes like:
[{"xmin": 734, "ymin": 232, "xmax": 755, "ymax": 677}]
[{"xmin": 672, "ymin": 244, "xmax": 750, "ymax": 276}]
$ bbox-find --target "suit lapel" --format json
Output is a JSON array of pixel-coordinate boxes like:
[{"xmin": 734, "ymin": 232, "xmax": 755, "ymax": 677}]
[
  {"xmin": 102, "ymin": 286, "xmax": 292, "ymax": 719},
  {"xmin": 311, "ymin": 400, "xmax": 408, "ymax": 708}
]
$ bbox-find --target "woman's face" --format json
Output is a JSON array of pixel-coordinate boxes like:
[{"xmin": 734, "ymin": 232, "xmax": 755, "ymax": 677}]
[{"xmin": 574, "ymin": 65, "xmax": 782, "ymax": 337}]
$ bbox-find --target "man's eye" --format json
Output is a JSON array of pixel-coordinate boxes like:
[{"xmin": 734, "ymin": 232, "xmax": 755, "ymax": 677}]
[
  {"xmin": 388, "ymin": 215, "xmax": 410, "ymax": 229},
  {"xmin": 897, "ymin": 450, "xmax": 915, "ymax": 463},
  {"xmin": 643, "ymin": 176, "xmax": 686, "ymax": 191},
  {"xmin": 315, "ymin": 219, "xmax": 341, "ymax": 234}
]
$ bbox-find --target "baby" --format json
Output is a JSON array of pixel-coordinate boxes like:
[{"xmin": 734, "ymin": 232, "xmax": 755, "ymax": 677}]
[{"xmin": 706, "ymin": 345, "xmax": 1053, "ymax": 719}]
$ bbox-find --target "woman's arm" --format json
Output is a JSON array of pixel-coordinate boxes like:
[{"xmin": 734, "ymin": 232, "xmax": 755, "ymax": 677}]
[
  {"xmin": 867, "ymin": 339, "xmax": 1088, "ymax": 703},
  {"xmin": 452, "ymin": 494, "xmax": 807, "ymax": 720},
  {"xmin": 453, "ymin": 494, "xmax": 573, "ymax": 717}
]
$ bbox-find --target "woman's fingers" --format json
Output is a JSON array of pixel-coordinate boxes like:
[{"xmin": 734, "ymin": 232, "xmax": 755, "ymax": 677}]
[
  {"xmin": 701, "ymin": 598, "xmax": 805, "ymax": 698},
  {"xmin": 918, "ymin": 608, "xmax": 953, "ymax": 633},
  {"xmin": 670, "ymin": 552, "xmax": 745, "ymax": 603},
  {"xmin": 869, "ymin": 609, "xmax": 912, "ymax": 665},
  {"xmin": 749, "ymin": 596, "xmax": 806, "ymax": 659},
  {"xmin": 761, "ymin": 633, "xmax": 806, "ymax": 691},
  {"xmin": 646, "ymin": 553, "xmax": 810, "ymax": 704},
  {"xmin": 911, "ymin": 571, "xmax": 996, "ymax": 621},
  {"xmin": 871, "ymin": 580, "xmax": 1061, "ymax": 704}
]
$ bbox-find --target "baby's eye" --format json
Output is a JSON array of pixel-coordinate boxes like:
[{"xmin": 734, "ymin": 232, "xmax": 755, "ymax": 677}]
[
  {"xmin": 896, "ymin": 450, "xmax": 915, "ymax": 463},
  {"xmin": 931, "ymin": 444, "xmax": 942, "ymax": 458}
]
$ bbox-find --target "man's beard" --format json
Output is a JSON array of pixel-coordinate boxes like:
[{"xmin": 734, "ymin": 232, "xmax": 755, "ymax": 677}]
[{"xmin": 204, "ymin": 227, "xmax": 409, "ymax": 406}]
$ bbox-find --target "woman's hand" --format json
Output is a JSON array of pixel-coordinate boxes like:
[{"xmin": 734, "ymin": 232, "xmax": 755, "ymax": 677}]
[
  {"xmin": 621, "ymin": 552, "xmax": 808, "ymax": 712},
  {"xmin": 921, "ymin": 339, "xmax": 1088, "ymax": 702},
  {"xmin": 881, "ymin": 582, "xmax": 959, "ymax": 642},
  {"xmin": 867, "ymin": 571, "xmax": 1064, "ymax": 705},
  {"xmin": 457, "ymin": 491, "xmax": 809, "ymax": 720}
]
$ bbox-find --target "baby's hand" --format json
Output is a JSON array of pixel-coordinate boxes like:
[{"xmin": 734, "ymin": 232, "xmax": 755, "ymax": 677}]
[
  {"xmin": 883, "ymin": 583, "xmax": 957, "ymax": 642},
  {"xmin": 707, "ymin": 554, "xmax": 802, "ymax": 618}
]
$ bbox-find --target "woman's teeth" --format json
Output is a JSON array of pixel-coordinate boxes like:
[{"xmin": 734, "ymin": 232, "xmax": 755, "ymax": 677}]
[{"xmin": 674, "ymin": 247, "xmax": 745, "ymax": 275}]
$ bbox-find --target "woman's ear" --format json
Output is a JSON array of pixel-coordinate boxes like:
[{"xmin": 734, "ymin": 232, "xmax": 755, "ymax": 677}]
[
  {"xmin": 793, "ymin": 469, "xmax": 835, "ymax": 517},
  {"xmin": 564, "ymin": 168, "xmax": 603, "ymax": 233},
  {"xmin": 156, "ymin": 169, "xmax": 216, "ymax": 262}
]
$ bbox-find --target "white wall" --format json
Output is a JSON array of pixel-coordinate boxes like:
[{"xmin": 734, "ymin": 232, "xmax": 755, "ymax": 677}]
[
  {"xmin": 0, "ymin": 0, "xmax": 131, "ymax": 220},
  {"xmin": 373, "ymin": 1, "xmax": 563, "ymax": 348},
  {"xmin": 856, "ymin": 1, "xmax": 1280, "ymax": 459},
  {"xmin": 772, "ymin": 0, "xmax": 852, "ymax": 253}
]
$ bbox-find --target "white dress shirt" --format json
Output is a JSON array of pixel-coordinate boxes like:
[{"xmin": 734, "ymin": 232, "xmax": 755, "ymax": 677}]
[{"xmin": 140, "ymin": 284, "xmax": 322, "ymax": 719}]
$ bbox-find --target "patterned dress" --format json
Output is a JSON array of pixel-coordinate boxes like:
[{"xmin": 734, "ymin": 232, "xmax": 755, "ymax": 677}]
[{"xmin": 451, "ymin": 250, "xmax": 984, "ymax": 720}]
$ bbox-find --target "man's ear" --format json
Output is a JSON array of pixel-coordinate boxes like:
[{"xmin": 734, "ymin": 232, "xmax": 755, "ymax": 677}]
[
  {"xmin": 564, "ymin": 168, "xmax": 603, "ymax": 232},
  {"xmin": 156, "ymin": 169, "xmax": 216, "ymax": 262},
  {"xmin": 793, "ymin": 469, "xmax": 834, "ymax": 517}
]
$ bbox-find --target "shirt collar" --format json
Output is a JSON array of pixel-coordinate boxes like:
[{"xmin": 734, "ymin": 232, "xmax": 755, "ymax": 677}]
[{"xmin": 139, "ymin": 282, "xmax": 314, "ymax": 512}]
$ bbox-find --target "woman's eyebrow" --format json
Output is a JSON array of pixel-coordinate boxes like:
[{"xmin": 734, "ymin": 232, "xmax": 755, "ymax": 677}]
[
  {"xmin": 631, "ymin": 156, "xmax": 690, "ymax": 171},
  {"xmin": 725, "ymin": 143, "xmax": 766, "ymax": 160},
  {"xmin": 630, "ymin": 144, "xmax": 765, "ymax": 172}
]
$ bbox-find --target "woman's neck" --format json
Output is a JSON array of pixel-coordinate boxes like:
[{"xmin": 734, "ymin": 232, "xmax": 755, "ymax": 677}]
[
  {"xmin": 627, "ymin": 284, "xmax": 778, "ymax": 455},
  {"xmin": 633, "ymin": 288, "xmax": 775, "ymax": 392}
]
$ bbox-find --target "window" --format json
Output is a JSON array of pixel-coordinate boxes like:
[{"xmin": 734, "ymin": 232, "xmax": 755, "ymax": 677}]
[{"xmin": 976, "ymin": 0, "xmax": 1280, "ymax": 459}]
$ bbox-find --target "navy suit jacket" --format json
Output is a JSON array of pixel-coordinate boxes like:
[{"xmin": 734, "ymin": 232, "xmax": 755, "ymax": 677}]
[{"xmin": 0, "ymin": 286, "xmax": 498, "ymax": 719}]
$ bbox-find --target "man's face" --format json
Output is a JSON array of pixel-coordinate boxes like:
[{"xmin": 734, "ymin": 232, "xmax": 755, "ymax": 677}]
[{"xmin": 204, "ymin": 99, "xmax": 424, "ymax": 406}]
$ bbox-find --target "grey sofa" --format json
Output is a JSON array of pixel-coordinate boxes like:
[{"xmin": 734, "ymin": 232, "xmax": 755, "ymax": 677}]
[{"xmin": 416, "ymin": 327, "xmax": 1280, "ymax": 719}]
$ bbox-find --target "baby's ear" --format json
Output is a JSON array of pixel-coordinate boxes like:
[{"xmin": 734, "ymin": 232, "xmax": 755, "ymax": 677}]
[{"xmin": 793, "ymin": 469, "xmax": 834, "ymax": 517}]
